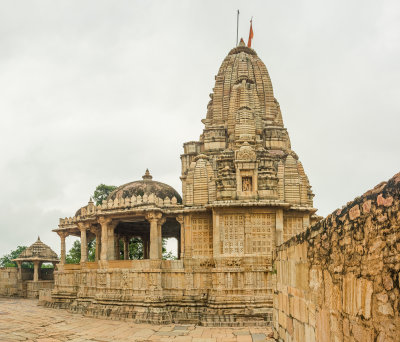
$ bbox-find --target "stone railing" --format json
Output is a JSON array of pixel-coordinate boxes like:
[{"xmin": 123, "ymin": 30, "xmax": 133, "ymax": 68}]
[
  {"xmin": 273, "ymin": 172, "xmax": 400, "ymax": 342},
  {"xmin": 63, "ymin": 264, "xmax": 81, "ymax": 271},
  {"xmin": 59, "ymin": 194, "xmax": 181, "ymax": 226}
]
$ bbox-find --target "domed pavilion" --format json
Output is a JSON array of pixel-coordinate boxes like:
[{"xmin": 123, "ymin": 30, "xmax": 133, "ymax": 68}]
[
  {"xmin": 50, "ymin": 39, "xmax": 317, "ymax": 326},
  {"xmin": 55, "ymin": 169, "xmax": 183, "ymax": 265}
]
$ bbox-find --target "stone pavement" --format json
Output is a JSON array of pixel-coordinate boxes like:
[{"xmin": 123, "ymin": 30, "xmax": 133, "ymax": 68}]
[{"xmin": 0, "ymin": 297, "xmax": 274, "ymax": 342}]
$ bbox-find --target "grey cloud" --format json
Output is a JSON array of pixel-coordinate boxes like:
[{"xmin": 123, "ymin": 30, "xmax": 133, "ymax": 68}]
[{"xmin": 0, "ymin": 0, "xmax": 399, "ymax": 255}]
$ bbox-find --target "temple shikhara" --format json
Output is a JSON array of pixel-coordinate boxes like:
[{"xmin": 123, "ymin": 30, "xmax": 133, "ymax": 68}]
[
  {"xmin": 47, "ymin": 40, "xmax": 317, "ymax": 326},
  {"xmin": 2, "ymin": 36, "xmax": 398, "ymax": 341}
]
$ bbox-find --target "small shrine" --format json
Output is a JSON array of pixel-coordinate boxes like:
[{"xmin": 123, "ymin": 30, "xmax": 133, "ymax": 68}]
[{"xmin": 13, "ymin": 237, "xmax": 59, "ymax": 298}]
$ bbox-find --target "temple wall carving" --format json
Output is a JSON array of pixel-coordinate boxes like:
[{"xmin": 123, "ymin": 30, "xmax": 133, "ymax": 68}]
[{"xmin": 190, "ymin": 214, "xmax": 213, "ymax": 257}]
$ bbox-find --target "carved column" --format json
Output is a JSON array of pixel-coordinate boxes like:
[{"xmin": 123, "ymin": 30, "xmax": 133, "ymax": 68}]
[
  {"xmin": 95, "ymin": 233, "xmax": 101, "ymax": 261},
  {"xmin": 275, "ymin": 209, "xmax": 283, "ymax": 246},
  {"xmin": 158, "ymin": 217, "xmax": 166, "ymax": 259},
  {"xmin": 16, "ymin": 261, "xmax": 22, "ymax": 281},
  {"xmin": 176, "ymin": 215, "xmax": 184, "ymax": 259},
  {"xmin": 89, "ymin": 226, "xmax": 101, "ymax": 262},
  {"xmin": 57, "ymin": 231, "xmax": 68, "ymax": 264},
  {"xmin": 145, "ymin": 212, "xmax": 163, "ymax": 259},
  {"xmin": 78, "ymin": 223, "xmax": 89, "ymax": 263},
  {"xmin": 98, "ymin": 217, "xmax": 117, "ymax": 261},
  {"xmin": 123, "ymin": 236, "xmax": 129, "ymax": 260},
  {"xmin": 114, "ymin": 234, "xmax": 120, "ymax": 260},
  {"xmin": 142, "ymin": 235, "xmax": 149, "ymax": 259},
  {"xmin": 33, "ymin": 260, "xmax": 40, "ymax": 282}
]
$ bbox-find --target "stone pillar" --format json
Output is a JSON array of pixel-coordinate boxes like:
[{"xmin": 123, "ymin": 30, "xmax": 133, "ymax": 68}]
[
  {"xmin": 146, "ymin": 212, "xmax": 163, "ymax": 260},
  {"xmin": 142, "ymin": 236, "xmax": 149, "ymax": 259},
  {"xmin": 33, "ymin": 261, "xmax": 40, "ymax": 282},
  {"xmin": 95, "ymin": 232, "xmax": 101, "ymax": 261},
  {"xmin": 123, "ymin": 237, "xmax": 129, "ymax": 260},
  {"xmin": 16, "ymin": 261, "xmax": 22, "ymax": 281},
  {"xmin": 114, "ymin": 234, "xmax": 120, "ymax": 260},
  {"xmin": 57, "ymin": 231, "xmax": 67, "ymax": 264},
  {"xmin": 158, "ymin": 217, "xmax": 166, "ymax": 259},
  {"xmin": 275, "ymin": 209, "xmax": 284, "ymax": 246},
  {"xmin": 78, "ymin": 223, "xmax": 88, "ymax": 263},
  {"xmin": 176, "ymin": 215, "xmax": 184, "ymax": 259},
  {"xmin": 99, "ymin": 217, "xmax": 117, "ymax": 261}
]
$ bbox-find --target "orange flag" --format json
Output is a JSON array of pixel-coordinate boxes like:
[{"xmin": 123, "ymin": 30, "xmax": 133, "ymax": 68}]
[{"xmin": 247, "ymin": 19, "xmax": 254, "ymax": 47}]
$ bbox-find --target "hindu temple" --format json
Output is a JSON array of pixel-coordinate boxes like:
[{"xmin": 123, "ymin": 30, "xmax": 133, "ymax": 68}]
[{"xmin": 42, "ymin": 39, "xmax": 318, "ymax": 326}]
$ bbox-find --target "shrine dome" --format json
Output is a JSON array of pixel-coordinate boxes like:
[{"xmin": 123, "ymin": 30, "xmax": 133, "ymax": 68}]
[
  {"xmin": 13, "ymin": 237, "xmax": 59, "ymax": 263},
  {"xmin": 107, "ymin": 169, "xmax": 182, "ymax": 203}
]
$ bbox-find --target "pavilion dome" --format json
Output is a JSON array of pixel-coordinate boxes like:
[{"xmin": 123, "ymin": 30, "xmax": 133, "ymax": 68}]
[
  {"xmin": 107, "ymin": 169, "xmax": 182, "ymax": 204},
  {"xmin": 13, "ymin": 237, "xmax": 58, "ymax": 262}
]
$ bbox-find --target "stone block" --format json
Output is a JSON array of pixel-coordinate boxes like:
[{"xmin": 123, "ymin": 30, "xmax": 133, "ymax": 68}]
[
  {"xmin": 304, "ymin": 324, "xmax": 316, "ymax": 342},
  {"xmin": 316, "ymin": 309, "xmax": 330, "ymax": 342},
  {"xmin": 351, "ymin": 323, "xmax": 373, "ymax": 342},
  {"xmin": 349, "ymin": 205, "xmax": 360, "ymax": 220}
]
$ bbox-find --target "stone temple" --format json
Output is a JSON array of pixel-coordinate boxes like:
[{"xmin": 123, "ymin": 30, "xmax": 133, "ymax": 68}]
[
  {"xmin": 1, "ymin": 39, "xmax": 399, "ymax": 341},
  {"xmin": 47, "ymin": 39, "xmax": 318, "ymax": 326}
]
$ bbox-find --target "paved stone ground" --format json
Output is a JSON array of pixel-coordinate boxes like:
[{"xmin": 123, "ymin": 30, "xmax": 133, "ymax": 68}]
[{"xmin": 0, "ymin": 297, "xmax": 274, "ymax": 342}]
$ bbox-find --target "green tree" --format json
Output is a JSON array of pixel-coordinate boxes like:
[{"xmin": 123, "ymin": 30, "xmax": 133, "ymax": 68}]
[
  {"xmin": 0, "ymin": 246, "xmax": 27, "ymax": 267},
  {"xmin": 115, "ymin": 238, "xmax": 144, "ymax": 260},
  {"xmin": 129, "ymin": 237, "xmax": 143, "ymax": 259},
  {"xmin": 114, "ymin": 238, "xmax": 176, "ymax": 260},
  {"xmin": 162, "ymin": 239, "xmax": 177, "ymax": 260},
  {"xmin": 65, "ymin": 240, "xmax": 96, "ymax": 264},
  {"xmin": 93, "ymin": 184, "xmax": 117, "ymax": 205}
]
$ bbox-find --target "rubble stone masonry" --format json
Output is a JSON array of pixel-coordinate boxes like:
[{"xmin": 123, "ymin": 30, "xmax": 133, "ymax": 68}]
[{"xmin": 273, "ymin": 172, "xmax": 400, "ymax": 342}]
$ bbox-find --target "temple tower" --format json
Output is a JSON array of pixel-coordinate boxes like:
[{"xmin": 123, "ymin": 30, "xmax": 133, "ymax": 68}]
[{"xmin": 181, "ymin": 40, "xmax": 316, "ymax": 251}]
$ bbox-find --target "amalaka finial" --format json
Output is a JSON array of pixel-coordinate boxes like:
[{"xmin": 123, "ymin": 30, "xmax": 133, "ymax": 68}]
[
  {"xmin": 89, "ymin": 197, "xmax": 93, "ymax": 203},
  {"xmin": 142, "ymin": 169, "xmax": 153, "ymax": 180},
  {"xmin": 37, "ymin": 236, "xmax": 41, "ymax": 241},
  {"xmin": 239, "ymin": 38, "xmax": 245, "ymax": 47}
]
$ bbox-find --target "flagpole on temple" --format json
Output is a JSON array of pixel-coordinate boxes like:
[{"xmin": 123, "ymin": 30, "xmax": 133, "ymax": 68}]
[
  {"xmin": 236, "ymin": 10, "xmax": 240, "ymax": 46},
  {"xmin": 247, "ymin": 17, "xmax": 254, "ymax": 48}
]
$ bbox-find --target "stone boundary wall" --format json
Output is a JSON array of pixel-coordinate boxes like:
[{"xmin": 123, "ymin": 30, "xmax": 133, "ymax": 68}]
[
  {"xmin": 0, "ymin": 267, "xmax": 54, "ymax": 298},
  {"xmin": 0, "ymin": 267, "xmax": 18, "ymax": 296},
  {"xmin": 273, "ymin": 173, "xmax": 400, "ymax": 342}
]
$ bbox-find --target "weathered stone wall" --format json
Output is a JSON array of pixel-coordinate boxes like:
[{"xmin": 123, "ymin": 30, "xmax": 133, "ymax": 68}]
[
  {"xmin": 0, "ymin": 267, "xmax": 54, "ymax": 298},
  {"xmin": 0, "ymin": 267, "xmax": 18, "ymax": 296},
  {"xmin": 273, "ymin": 172, "xmax": 400, "ymax": 342}
]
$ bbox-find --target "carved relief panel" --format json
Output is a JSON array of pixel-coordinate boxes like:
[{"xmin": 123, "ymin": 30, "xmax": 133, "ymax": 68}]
[
  {"xmin": 220, "ymin": 214, "xmax": 245, "ymax": 255},
  {"xmin": 191, "ymin": 215, "xmax": 213, "ymax": 257},
  {"xmin": 283, "ymin": 215, "xmax": 303, "ymax": 242},
  {"xmin": 219, "ymin": 212, "xmax": 275, "ymax": 256},
  {"xmin": 247, "ymin": 213, "xmax": 275, "ymax": 255}
]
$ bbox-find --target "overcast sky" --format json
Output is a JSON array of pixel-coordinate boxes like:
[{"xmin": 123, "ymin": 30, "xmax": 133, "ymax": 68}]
[{"xmin": 0, "ymin": 0, "xmax": 399, "ymax": 256}]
